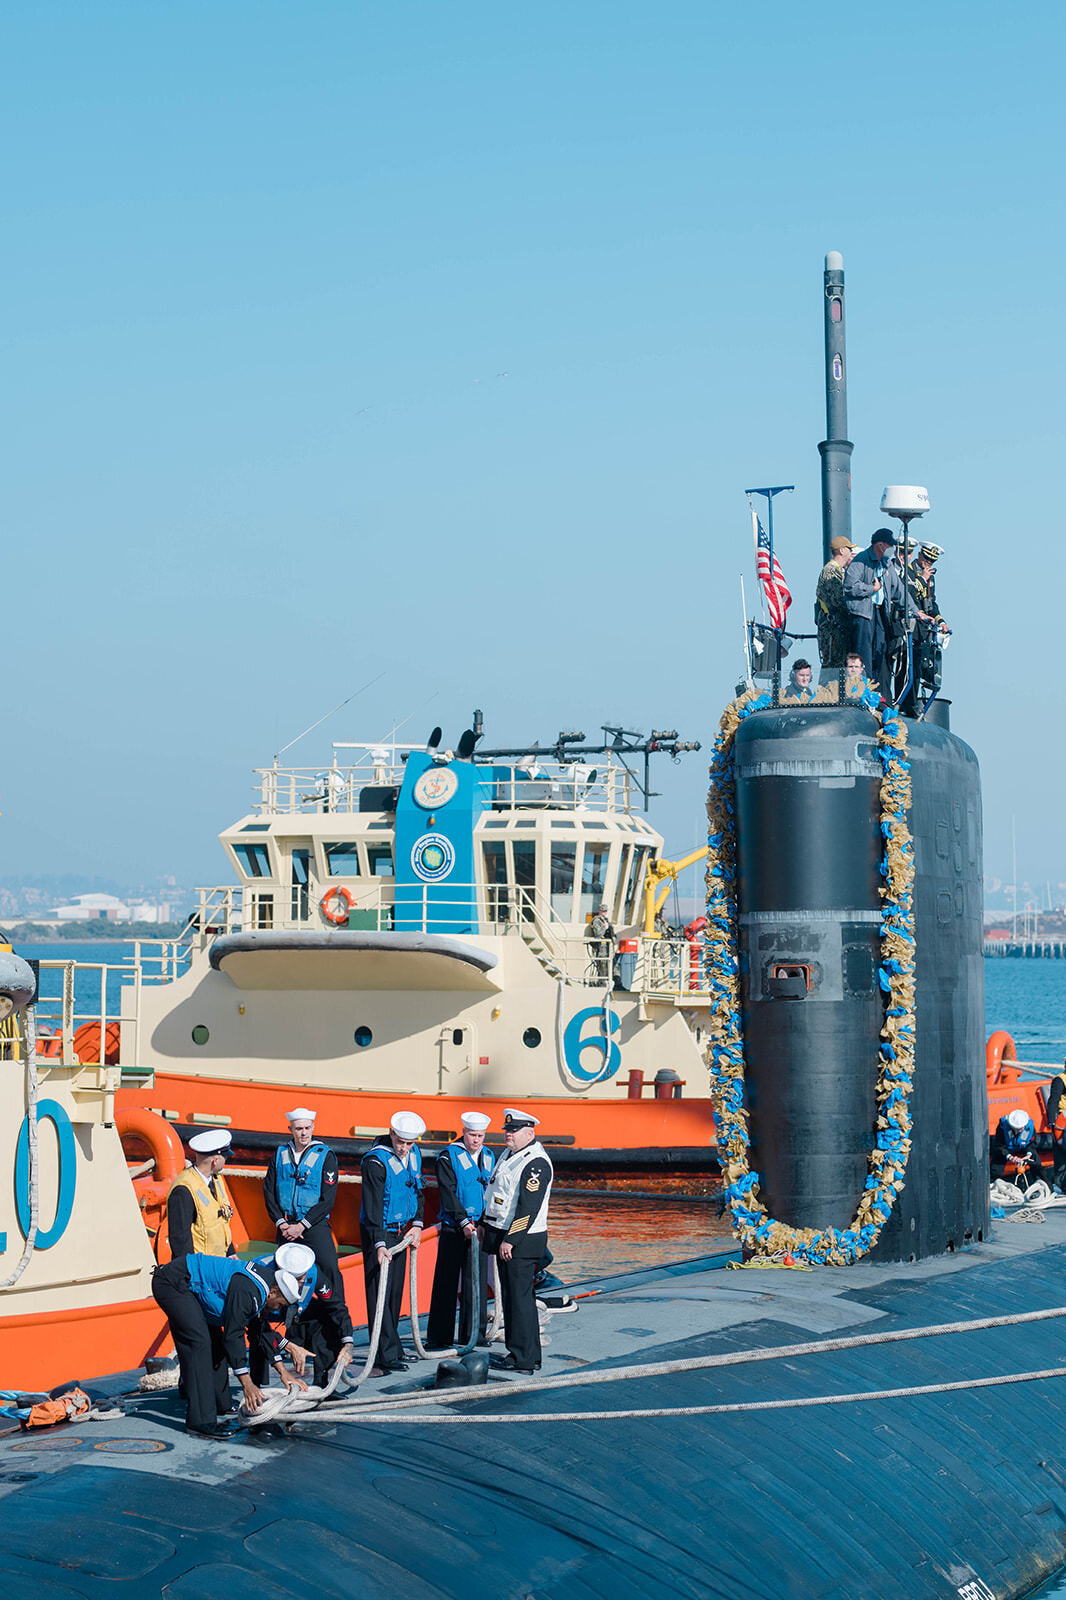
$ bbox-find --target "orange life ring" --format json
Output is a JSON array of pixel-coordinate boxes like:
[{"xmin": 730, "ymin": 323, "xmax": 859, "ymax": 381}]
[
  {"xmin": 987, "ymin": 1030, "xmax": 1018, "ymax": 1086},
  {"xmin": 116, "ymin": 1107, "xmax": 185, "ymax": 1187},
  {"xmin": 320, "ymin": 885, "xmax": 354, "ymax": 925}
]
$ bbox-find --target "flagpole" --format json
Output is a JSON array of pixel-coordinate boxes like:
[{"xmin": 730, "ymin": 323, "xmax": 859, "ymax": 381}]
[{"xmin": 745, "ymin": 484, "xmax": 794, "ymax": 668}]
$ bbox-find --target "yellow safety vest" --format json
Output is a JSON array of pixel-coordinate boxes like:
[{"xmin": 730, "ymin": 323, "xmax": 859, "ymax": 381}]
[{"xmin": 168, "ymin": 1166, "xmax": 235, "ymax": 1255}]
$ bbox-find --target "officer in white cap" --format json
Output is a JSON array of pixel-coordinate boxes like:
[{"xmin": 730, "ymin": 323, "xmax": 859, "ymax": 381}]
[
  {"xmin": 481, "ymin": 1109, "xmax": 554, "ymax": 1374},
  {"xmin": 167, "ymin": 1128, "xmax": 235, "ymax": 1260},
  {"xmin": 427, "ymin": 1111, "xmax": 495, "ymax": 1349},
  {"xmin": 151, "ymin": 1245, "xmax": 311, "ymax": 1436},
  {"xmin": 264, "ymin": 1107, "xmax": 348, "ymax": 1332},
  {"xmin": 359, "ymin": 1110, "xmax": 427, "ymax": 1372}
]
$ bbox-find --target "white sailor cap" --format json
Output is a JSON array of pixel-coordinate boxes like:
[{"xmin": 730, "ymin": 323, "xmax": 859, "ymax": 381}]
[
  {"xmin": 276, "ymin": 1270, "xmax": 302, "ymax": 1304},
  {"xmin": 461, "ymin": 1112, "xmax": 492, "ymax": 1133},
  {"xmin": 285, "ymin": 1106, "xmax": 316, "ymax": 1123},
  {"xmin": 502, "ymin": 1107, "xmax": 539, "ymax": 1130},
  {"xmin": 274, "ymin": 1242, "xmax": 316, "ymax": 1276},
  {"xmin": 187, "ymin": 1128, "xmax": 232, "ymax": 1154},
  {"xmin": 1008, "ymin": 1108, "xmax": 1031, "ymax": 1130},
  {"xmin": 390, "ymin": 1111, "xmax": 427, "ymax": 1139}
]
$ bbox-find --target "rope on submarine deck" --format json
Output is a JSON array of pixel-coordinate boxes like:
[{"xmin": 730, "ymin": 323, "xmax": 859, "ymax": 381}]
[
  {"xmin": 243, "ymin": 1228, "xmax": 506, "ymax": 1427},
  {"xmin": 243, "ymin": 1290, "xmax": 1066, "ymax": 1429}
]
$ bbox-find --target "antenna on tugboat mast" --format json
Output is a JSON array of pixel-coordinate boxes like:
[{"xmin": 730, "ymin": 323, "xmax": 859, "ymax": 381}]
[{"xmin": 273, "ymin": 671, "xmax": 386, "ymax": 762}]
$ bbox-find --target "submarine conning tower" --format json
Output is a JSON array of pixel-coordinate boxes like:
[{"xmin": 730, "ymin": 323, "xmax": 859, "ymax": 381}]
[{"xmin": 730, "ymin": 252, "xmax": 988, "ymax": 1263}]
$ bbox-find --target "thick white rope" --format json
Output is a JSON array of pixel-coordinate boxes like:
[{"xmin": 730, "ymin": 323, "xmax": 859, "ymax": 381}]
[
  {"xmin": 342, "ymin": 1365, "xmax": 1066, "ymax": 1425},
  {"xmin": 283, "ymin": 1297, "xmax": 1066, "ymax": 1425},
  {"xmin": 0, "ymin": 1007, "xmax": 39, "ymax": 1289}
]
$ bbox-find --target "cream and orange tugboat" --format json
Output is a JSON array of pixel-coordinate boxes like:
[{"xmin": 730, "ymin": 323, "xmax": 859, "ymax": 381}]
[{"xmin": 111, "ymin": 716, "xmax": 720, "ymax": 1175}]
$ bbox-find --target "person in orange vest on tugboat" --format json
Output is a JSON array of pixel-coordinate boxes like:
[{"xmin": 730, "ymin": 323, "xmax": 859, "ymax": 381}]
[
  {"xmin": 482, "ymin": 1108, "xmax": 554, "ymax": 1376},
  {"xmin": 151, "ymin": 1247, "xmax": 312, "ymax": 1437},
  {"xmin": 167, "ymin": 1128, "xmax": 235, "ymax": 1258},
  {"xmin": 264, "ymin": 1108, "xmax": 348, "ymax": 1321},
  {"xmin": 1044, "ymin": 1062, "xmax": 1066, "ymax": 1188},
  {"xmin": 991, "ymin": 1108, "xmax": 1042, "ymax": 1190},
  {"xmin": 359, "ymin": 1111, "xmax": 426, "ymax": 1374},
  {"xmin": 427, "ymin": 1111, "xmax": 495, "ymax": 1350}
]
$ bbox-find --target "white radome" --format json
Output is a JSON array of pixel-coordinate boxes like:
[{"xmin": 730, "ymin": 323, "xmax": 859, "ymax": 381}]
[{"xmin": 880, "ymin": 485, "xmax": 930, "ymax": 518}]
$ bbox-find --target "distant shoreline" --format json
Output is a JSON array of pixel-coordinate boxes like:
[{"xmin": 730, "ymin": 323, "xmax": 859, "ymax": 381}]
[{"xmin": 1, "ymin": 921, "xmax": 186, "ymax": 943}]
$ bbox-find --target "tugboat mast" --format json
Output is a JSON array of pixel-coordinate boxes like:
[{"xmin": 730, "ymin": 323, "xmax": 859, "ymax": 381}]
[{"xmin": 818, "ymin": 250, "xmax": 853, "ymax": 564}]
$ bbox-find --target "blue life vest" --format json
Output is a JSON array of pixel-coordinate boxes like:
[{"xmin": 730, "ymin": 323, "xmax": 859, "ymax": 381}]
[
  {"xmin": 360, "ymin": 1143, "xmax": 422, "ymax": 1229},
  {"xmin": 251, "ymin": 1253, "xmax": 319, "ymax": 1315},
  {"xmin": 273, "ymin": 1141, "xmax": 329, "ymax": 1220},
  {"xmin": 440, "ymin": 1141, "xmax": 495, "ymax": 1227},
  {"xmin": 998, "ymin": 1114, "xmax": 1035, "ymax": 1152},
  {"xmin": 186, "ymin": 1253, "xmax": 269, "ymax": 1325}
]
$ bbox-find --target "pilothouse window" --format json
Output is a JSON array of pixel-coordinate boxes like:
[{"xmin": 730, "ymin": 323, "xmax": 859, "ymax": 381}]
[
  {"xmin": 325, "ymin": 842, "xmax": 362, "ymax": 876},
  {"xmin": 366, "ymin": 844, "xmax": 393, "ymax": 877},
  {"xmin": 234, "ymin": 843, "xmax": 272, "ymax": 878},
  {"xmin": 483, "ymin": 842, "xmax": 509, "ymax": 924},
  {"xmin": 550, "ymin": 844, "xmax": 576, "ymax": 921},
  {"xmin": 578, "ymin": 845, "xmax": 610, "ymax": 921}
]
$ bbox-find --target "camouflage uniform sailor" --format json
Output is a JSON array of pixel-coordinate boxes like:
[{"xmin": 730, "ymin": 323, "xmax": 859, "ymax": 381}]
[{"xmin": 815, "ymin": 534, "xmax": 856, "ymax": 668}]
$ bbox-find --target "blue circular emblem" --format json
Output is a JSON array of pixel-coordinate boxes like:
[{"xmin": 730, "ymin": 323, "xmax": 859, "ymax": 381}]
[{"xmin": 411, "ymin": 832, "xmax": 456, "ymax": 883}]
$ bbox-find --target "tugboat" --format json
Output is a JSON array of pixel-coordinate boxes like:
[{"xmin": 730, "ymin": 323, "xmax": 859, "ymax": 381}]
[{"xmin": 114, "ymin": 719, "xmax": 720, "ymax": 1177}]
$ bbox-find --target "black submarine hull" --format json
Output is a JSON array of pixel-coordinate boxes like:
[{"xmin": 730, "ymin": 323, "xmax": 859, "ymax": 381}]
[{"xmin": 734, "ymin": 703, "xmax": 988, "ymax": 1262}]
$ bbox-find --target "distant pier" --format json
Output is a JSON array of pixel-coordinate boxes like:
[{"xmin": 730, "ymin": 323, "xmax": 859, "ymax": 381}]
[{"xmin": 984, "ymin": 937, "xmax": 1066, "ymax": 958}]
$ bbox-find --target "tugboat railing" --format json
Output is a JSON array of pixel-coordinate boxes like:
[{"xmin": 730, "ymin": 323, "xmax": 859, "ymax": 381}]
[{"xmin": 251, "ymin": 758, "xmax": 634, "ymax": 816}]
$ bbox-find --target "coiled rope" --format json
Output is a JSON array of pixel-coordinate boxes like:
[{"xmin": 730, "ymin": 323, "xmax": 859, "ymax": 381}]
[{"xmin": 0, "ymin": 1006, "xmax": 39, "ymax": 1289}]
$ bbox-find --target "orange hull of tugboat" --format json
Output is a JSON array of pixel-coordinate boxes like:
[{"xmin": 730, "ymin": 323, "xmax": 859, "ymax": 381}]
[{"xmin": 117, "ymin": 1073, "xmax": 719, "ymax": 1160}]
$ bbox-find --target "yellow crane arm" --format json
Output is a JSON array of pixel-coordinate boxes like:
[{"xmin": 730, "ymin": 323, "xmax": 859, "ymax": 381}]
[{"xmin": 643, "ymin": 845, "xmax": 709, "ymax": 935}]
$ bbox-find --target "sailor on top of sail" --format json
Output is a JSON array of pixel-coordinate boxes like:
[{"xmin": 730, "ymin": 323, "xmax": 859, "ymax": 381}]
[
  {"xmin": 482, "ymin": 1109, "xmax": 552, "ymax": 1236},
  {"xmin": 272, "ymin": 1107, "xmax": 331, "ymax": 1221},
  {"xmin": 359, "ymin": 1112, "xmax": 424, "ymax": 1231},
  {"xmin": 439, "ymin": 1111, "xmax": 495, "ymax": 1228}
]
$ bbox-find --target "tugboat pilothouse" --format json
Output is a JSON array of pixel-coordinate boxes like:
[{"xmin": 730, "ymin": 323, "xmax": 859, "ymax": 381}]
[{"xmin": 117, "ymin": 716, "xmax": 718, "ymax": 1167}]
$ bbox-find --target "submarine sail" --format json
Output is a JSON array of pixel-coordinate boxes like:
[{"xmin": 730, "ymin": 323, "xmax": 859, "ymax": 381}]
[{"xmin": 729, "ymin": 253, "xmax": 987, "ymax": 1263}]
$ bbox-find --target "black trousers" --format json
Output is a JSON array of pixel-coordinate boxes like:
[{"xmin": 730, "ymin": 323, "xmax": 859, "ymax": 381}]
[
  {"xmin": 152, "ymin": 1260, "xmax": 230, "ymax": 1430},
  {"xmin": 427, "ymin": 1226, "xmax": 488, "ymax": 1347},
  {"xmin": 360, "ymin": 1224, "xmax": 407, "ymax": 1366},
  {"xmin": 850, "ymin": 612, "xmax": 887, "ymax": 689},
  {"xmin": 497, "ymin": 1251, "xmax": 542, "ymax": 1370}
]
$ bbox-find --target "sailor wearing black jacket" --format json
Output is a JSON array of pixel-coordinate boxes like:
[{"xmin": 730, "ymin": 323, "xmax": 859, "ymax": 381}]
[
  {"xmin": 359, "ymin": 1111, "xmax": 426, "ymax": 1372},
  {"xmin": 264, "ymin": 1107, "xmax": 347, "ymax": 1317},
  {"xmin": 427, "ymin": 1110, "xmax": 495, "ymax": 1348},
  {"xmin": 481, "ymin": 1108, "xmax": 554, "ymax": 1375}
]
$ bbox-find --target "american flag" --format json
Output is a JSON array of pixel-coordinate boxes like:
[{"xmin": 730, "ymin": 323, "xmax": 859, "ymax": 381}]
[{"xmin": 752, "ymin": 507, "xmax": 792, "ymax": 631}]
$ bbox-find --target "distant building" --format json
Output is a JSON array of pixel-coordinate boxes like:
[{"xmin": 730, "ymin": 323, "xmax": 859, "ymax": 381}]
[{"xmin": 46, "ymin": 893, "xmax": 174, "ymax": 925}]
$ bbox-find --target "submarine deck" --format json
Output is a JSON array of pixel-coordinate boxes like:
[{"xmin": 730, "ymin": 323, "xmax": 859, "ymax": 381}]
[{"xmin": 5, "ymin": 1216, "xmax": 1066, "ymax": 1599}]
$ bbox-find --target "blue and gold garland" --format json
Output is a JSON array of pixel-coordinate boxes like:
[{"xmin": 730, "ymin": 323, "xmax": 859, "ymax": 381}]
[{"xmin": 704, "ymin": 682, "xmax": 916, "ymax": 1265}]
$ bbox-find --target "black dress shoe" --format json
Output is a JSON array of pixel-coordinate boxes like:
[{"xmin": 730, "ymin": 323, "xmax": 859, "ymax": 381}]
[
  {"xmin": 379, "ymin": 1361, "xmax": 408, "ymax": 1374},
  {"xmin": 489, "ymin": 1355, "xmax": 535, "ymax": 1375},
  {"xmin": 185, "ymin": 1418, "xmax": 241, "ymax": 1438}
]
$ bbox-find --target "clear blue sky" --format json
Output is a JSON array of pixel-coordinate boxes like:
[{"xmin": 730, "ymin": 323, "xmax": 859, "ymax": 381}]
[{"xmin": 3, "ymin": 2, "xmax": 1063, "ymax": 900}]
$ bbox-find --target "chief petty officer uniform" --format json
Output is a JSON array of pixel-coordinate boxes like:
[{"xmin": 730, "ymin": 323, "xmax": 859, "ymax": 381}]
[
  {"xmin": 427, "ymin": 1112, "xmax": 495, "ymax": 1348},
  {"xmin": 481, "ymin": 1108, "xmax": 554, "ymax": 1374},
  {"xmin": 166, "ymin": 1127, "xmax": 236, "ymax": 1259},
  {"xmin": 151, "ymin": 1251, "xmax": 303, "ymax": 1436},
  {"xmin": 359, "ymin": 1111, "xmax": 426, "ymax": 1371},
  {"xmin": 264, "ymin": 1113, "xmax": 347, "ymax": 1313}
]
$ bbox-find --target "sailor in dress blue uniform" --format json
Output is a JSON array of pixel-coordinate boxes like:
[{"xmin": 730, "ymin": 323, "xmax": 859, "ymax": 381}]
[
  {"xmin": 427, "ymin": 1111, "xmax": 495, "ymax": 1348},
  {"xmin": 359, "ymin": 1110, "xmax": 426, "ymax": 1372}
]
